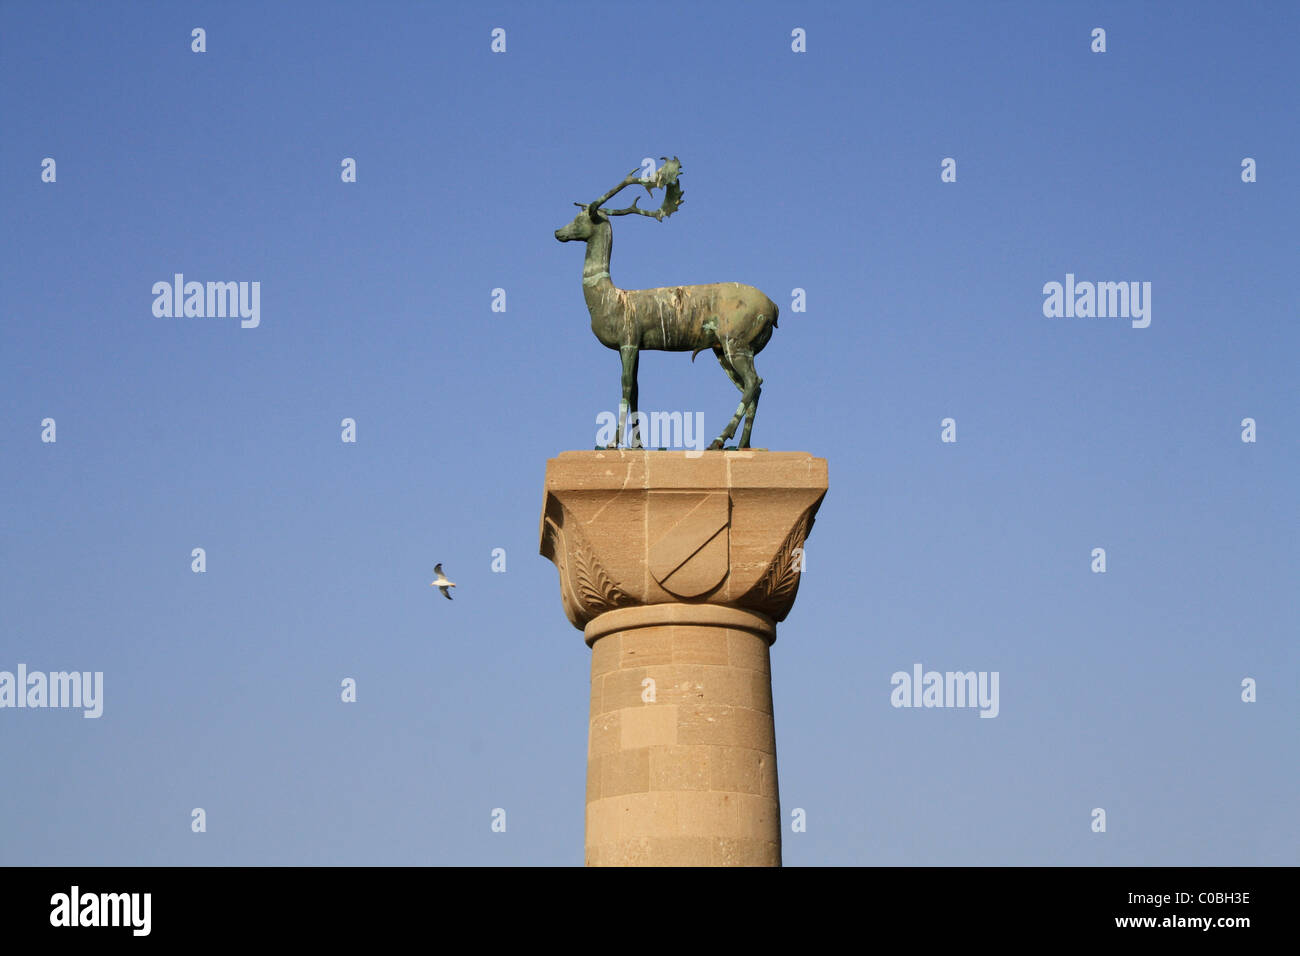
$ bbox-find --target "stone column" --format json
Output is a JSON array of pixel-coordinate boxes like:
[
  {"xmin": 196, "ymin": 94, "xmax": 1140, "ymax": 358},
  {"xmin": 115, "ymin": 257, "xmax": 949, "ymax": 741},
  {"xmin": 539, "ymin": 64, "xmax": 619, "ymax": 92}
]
[{"xmin": 540, "ymin": 450, "xmax": 828, "ymax": 867}]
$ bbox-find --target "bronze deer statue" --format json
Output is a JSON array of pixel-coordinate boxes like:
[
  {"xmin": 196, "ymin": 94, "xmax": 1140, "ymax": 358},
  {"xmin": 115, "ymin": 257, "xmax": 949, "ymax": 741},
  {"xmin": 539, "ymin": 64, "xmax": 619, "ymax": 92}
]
[{"xmin": 554, "ymin": 158, "xmax": 778, "ymax": 450}]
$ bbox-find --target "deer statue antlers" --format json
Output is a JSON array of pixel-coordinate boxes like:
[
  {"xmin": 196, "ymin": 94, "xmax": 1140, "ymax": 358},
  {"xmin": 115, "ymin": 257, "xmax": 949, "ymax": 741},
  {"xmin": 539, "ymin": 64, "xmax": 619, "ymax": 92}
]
[
  {"xmin": 584, "ymin": 157, "xmax": 685, "ymax": 221},
  {"xmin": 555, "ymin": 157, "xmax": 778, "ymax": 450}
]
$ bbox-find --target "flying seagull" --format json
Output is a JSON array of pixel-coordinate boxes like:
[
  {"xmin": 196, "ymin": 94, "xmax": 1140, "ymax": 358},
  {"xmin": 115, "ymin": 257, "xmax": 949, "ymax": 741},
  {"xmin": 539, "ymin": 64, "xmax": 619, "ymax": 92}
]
[{"xmin": 431, "ymin": 563, "xmax": 456, "ymax": 600}]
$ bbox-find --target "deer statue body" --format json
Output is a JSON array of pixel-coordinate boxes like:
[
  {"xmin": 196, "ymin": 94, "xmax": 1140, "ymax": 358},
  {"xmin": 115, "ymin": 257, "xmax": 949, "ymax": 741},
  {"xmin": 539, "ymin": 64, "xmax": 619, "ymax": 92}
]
[{"xmin": 555, "ymin": 159, "xmax": 778, "ymax": 450}]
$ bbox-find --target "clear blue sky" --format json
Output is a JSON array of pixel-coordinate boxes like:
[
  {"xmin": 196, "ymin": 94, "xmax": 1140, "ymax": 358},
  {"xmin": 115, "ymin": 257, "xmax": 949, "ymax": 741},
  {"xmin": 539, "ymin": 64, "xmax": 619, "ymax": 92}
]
[{"xmin": 1, "ymin": 1, "xmax": 1295, "ymax": 866}]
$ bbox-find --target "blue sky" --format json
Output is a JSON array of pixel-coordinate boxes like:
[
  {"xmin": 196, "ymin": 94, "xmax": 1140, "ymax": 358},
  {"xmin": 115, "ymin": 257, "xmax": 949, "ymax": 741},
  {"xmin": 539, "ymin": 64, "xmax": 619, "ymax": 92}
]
[{"xmin": 1, "ymin": 1, "xmax": 1295, "ymax": 865}]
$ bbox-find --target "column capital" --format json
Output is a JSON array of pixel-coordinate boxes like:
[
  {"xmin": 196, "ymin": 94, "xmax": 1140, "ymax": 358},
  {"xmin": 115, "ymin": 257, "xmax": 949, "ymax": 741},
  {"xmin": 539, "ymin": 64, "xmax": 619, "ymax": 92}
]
[{"xmin": 539, "ymin": 450, "xmax": 828, "ymax": 631}]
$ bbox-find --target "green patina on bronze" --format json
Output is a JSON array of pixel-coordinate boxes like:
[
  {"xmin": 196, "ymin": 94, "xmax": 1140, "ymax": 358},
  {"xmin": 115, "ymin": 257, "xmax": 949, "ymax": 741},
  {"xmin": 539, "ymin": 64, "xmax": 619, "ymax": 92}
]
[{"xmin": 555, "ymin": 157, "xmax": 778, "ymax": 450}]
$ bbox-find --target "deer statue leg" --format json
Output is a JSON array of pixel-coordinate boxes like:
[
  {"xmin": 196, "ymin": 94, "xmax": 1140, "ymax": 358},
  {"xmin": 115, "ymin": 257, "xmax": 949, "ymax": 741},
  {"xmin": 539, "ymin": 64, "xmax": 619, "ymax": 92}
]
[
  {"xmin": 733, "ymin": 352, "xmax": 763, "ymax": 449},
  {"xmin": 732, "ymin": 346, "xmax": 763, "ymax": 448},
  {"xmin": 628, "ymin": 349, "xmax": 643, "ymax": 448},
  {"xmin": 709, "ymin": 347, "xmax": 747, "ymax": 450},
  {"xmin": 739, "ymin": 386, "xmax": 761, "ymax": 448},
  {"xmin": 712, "ymin": 349, "xmax": 762, "ymax": 449},
  {"xmin": 618, "ymin": 344, "xmax": 640, "ymax": 449}
]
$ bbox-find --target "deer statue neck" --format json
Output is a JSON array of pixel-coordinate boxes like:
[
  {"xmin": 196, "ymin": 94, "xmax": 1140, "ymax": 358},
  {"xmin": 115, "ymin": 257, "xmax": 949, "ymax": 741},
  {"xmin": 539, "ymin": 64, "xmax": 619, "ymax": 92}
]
[
  {"xmin": 581, "ymin": 220, "xmax": 615, "ymax": 292},
  {"xmin": 580, "ymin": 221, "xmax": 620, "ymax": 346}
]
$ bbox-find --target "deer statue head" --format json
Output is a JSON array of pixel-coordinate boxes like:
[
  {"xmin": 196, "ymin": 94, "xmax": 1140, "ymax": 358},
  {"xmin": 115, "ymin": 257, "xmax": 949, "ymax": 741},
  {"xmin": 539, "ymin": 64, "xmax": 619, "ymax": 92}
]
[{"xmin": 553, "ymin": 205, "xmax": 602, "ymax": 243}]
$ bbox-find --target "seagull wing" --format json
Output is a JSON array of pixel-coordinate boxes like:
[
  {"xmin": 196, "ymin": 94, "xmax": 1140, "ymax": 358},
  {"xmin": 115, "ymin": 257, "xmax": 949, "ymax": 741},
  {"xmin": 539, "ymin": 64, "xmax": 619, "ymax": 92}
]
[
  {"xmin": 434, "ymin": 563, "xmax": 444, "ymax": 576},
  {"xmin": 439, "ymin": 586, "xmax": 452, "ymax": 600}
]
